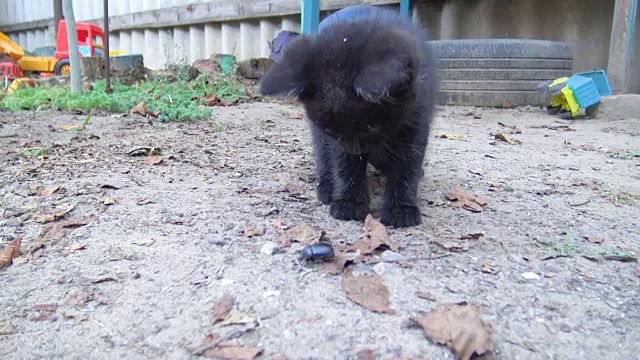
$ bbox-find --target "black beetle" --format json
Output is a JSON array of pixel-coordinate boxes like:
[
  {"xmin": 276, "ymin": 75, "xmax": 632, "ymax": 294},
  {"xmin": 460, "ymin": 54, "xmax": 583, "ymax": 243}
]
[{"xmin": 298, "ymin": 242, "xmax": 335, "ymax": 261}]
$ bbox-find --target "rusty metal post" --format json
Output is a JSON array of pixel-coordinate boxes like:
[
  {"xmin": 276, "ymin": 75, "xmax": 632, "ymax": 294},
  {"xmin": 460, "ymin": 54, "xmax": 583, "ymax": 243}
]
[{"xmin": 104, "ymin": 0, "xmax": 112, "ymax": 93}]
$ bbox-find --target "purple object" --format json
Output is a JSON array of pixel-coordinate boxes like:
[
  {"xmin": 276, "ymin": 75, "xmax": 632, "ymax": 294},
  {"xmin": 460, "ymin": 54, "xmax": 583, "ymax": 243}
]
[{"xmin": 269, "ymin": 31, "xmax": 300, "ymax": 62}]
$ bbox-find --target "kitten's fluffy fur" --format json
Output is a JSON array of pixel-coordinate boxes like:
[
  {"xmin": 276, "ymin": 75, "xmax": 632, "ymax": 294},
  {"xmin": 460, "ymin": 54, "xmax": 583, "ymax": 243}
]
[{"xmin": 259, "ymin": 5, "xmax": 438, "ymax": 227}]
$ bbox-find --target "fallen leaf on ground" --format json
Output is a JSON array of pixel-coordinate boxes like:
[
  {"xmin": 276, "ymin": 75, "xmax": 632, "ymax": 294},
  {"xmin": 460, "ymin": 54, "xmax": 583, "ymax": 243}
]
[
  {"xmin": 433, "ymin": 238, "xmax": 469, "ymax": 252},
  {"xmin": 98, "ymin": 196, "xmax": 119, "ymax": 212},
  {"xmin": 434, "ymin": 132, "xmax": 465, "ymax": 140},
  {"xmin": 351, "ymin": 214, "xmax": 399, "ymax": 254},
  {"xmin": 0, "ymin": 237, "xmax": 22, "ymax": 269},
  {"xmin": 498, "ymin": 122, "xmax": 522, "ymax": 134},
  {"xmin": 130, "ymin": 101, "xmax": 149, "ymax": 116},
  {"xmin": 357, "ymin": 349, "xmax": 376, "ymax": 360},
  {"xmin": 132, "ymin": 239, "xmax": 155, "ymax": 246},
  {"xmin": 60, "ymin": 124, "xmax": 83, "ymax": 131},
  {"xmin": 574, "ymin": 144, "xmax": 596, "ymax": 151},
  {"xmin": 411, "ymin": 303, "xmax": 493, "ymax": 360},
  {"xmin": 461, "ymin": 232, "xmax": 484, "ymax": 240},
  {"xmin": 136, "ymin": 196, "xmax": 155, "ymax": 205},
  {"xmin": 143, "ymin": 155, "xmax": 163, "ymax": 165},
  {"xmin": 59, "ymin": 309, "xmax": 89, "ymax": 323},
  {"xmin": 283, "ymin": 183, "xmax": 306, "ymax": 197},
  {"xmin": 242, "ymin": 226, "xmax": 265, "ymax": 238},
  {"xmin": 61, "ymin": 215, "xmax": 99, "ymax": 229},
  {"xmin": 212, "ymin": 293, "xmax": 235, "ymax": 324},
  {"xmin": 447, "ymin": 186, "xmax": 488, "ymax": 212},
  {"xmin": 31, "ymin": 303, "xmax": 58, "ymax": 321},
  {"xmin": 200, "ymin": 333, "xmax": 263, "ymax": 359},
  {"xmin": 220, "ymin": 311, "xmax": 257, "ymax": 326},
  {"xmin": 494, "ymin": 133, "xmax": 522, "ymax": 145},
  {"xmin": 0, "ymin": 320, "xmax": 13, "ymax": 335},
  {"xmin": 26, "ymin": 224, "xmax": 67, "ymax": 254},
  {"xmin": 271, "ymin": 218, "xmax": 289, "ymax": 230},
  {"xmin": 488, "ymin": 183, "xmax": 503, "ymax": 192},
  {"xmin": 33, "ymin": 203, "xmax": 75, "ymax": 223},
  {"xmin": 41, "ymin": 186, "xmax": 60, "ymax": 197},
  {"xmin": 462, "ymin": 111, "xmax": 482, "ymax": 119},
  {"xmin": 149, "ymin": 110, "xmax": 162, "ymax": 117},
  {"xmin": 277, "ymin": 223, "xmax": 324, "ymax": 247},
  {"xmin": 203, "ymin": 93, "xmax": 235, "ymax": 107},
  {"xmin": 323, "ymin": 245, "xmax": 363, "ymax": 274},
  {"xmin": 636, "ymin": 268, "xmax": 640, "ymax": 278},
  {"xmin": 63, "ymin": 244, "xmax": 86, "ymax": 254},
  {"xmin": 481, "ymin": 263, "xmax": 500, "ymax": 274},
  {"xmin": 341, "ymin": 267, "xmax": 392, "ymax": 313},
  {"xmin": 288, "ymin": 113, "xmax": 304, "ymax": 119},
  {"xmin": 67, "ymin": 288, "xmax": 107, "ymax": 307},
  {"xmin": 415, "ymin": 291, "xmax": 436, "ymax": 301},
  {"xmin": 585, "ymin": 235, "xmax": 605, "ymax": 244}
]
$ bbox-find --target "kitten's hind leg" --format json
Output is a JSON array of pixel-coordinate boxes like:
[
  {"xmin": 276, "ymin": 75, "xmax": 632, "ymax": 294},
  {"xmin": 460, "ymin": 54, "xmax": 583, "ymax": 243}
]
[
  {"xmin": 329, "ymin": 149, "xmax": 370, "ymax": 221},
  {"xmin": 311, "ymin": 126, "xmax": 334, "ymax": 204}
]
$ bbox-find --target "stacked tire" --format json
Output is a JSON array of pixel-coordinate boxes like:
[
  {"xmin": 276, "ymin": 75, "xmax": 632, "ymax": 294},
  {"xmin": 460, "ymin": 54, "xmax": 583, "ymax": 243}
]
[{"xmin": 430, "ymin": 39, "xmax": 573, "ymax": 107}]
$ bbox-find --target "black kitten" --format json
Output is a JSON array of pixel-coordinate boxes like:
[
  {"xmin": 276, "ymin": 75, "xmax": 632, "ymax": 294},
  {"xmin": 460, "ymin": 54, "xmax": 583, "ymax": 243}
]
[{"xmin": 259, "ymin": 5, "xmax": 438, "ymax": 227}]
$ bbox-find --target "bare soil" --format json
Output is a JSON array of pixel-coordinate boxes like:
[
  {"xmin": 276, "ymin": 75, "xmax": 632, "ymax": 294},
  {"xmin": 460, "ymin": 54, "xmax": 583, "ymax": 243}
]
[{"xmin": 1, "ymin": 95, "xmax": 639, "ymax": 360}]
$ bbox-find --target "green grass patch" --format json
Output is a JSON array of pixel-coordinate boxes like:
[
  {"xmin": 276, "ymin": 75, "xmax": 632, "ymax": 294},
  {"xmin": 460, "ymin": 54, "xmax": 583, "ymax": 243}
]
[{"xmin": 0, "ymin": 71, "xmax": 247, "ymax": 122}]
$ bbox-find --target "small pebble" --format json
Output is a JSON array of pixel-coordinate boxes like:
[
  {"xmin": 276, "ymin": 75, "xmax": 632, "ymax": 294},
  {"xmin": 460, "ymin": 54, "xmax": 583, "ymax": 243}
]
[
  {"xmin": 560, "ymin": 324, "xmax": 572, "ymax": 333},
  {"xmin": 208, "ymin": 238, "xmax": 228, "ymax": 246},
  {"xmin": 132, "ymin": 272, "xmax": 141, "ymax": 279},
  {"xmin": 352, "ymin": 263, "xmax": 376, "ymax": 276},
  {"xmin": 260, "ymin": 242, "xmax": 280, "ymax": 255},
  {"xmin": 521, "ymin": 272, "xmax": 541, "ymax": 280},
  {"xmin": 381, "ymin": 250, "xmax": 404, "ymax": 263}
]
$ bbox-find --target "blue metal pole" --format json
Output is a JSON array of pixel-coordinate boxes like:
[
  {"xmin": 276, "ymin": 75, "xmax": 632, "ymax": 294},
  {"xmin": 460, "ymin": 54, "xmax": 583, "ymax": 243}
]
[
  {"xmin": 301, "ymin": 0, "xmax": 320, "ymax": 34},
  {"xmin": 400, "ymin": 0, "xmax": 413, "ymax": 17}
]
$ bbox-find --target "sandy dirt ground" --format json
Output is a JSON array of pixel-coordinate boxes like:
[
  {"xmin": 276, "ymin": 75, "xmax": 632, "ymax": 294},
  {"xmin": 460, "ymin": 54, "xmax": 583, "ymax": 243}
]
[{"xmin": 1, "ymin": 95, "xmax": 639, "ymax": 360}]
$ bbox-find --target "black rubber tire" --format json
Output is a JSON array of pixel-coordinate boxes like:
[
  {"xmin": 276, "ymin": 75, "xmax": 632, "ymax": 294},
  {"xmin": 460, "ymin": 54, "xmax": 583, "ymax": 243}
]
[
  {"xmin": 430, "ymin": 39, "xmax": 573, "ymax": 107},
  {"xmin": 54, "ymin": 59, "xmax": 71, "ymax": 76}
]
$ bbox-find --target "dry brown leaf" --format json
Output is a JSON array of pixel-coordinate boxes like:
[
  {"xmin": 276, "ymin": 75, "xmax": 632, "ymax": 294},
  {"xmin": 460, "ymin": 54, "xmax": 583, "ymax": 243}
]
[
  {"xmin": 136, "ymin": 196, "xmax": 155, "ymax": 205},
  {"xmin": 0, "ymin": 237, "xmax": 22, "ymax": 269},
  {"xmin": 288, "ymin": 113, "xmax": 304, "ymax": 119},
  {"xmin": 351, "ymin": 214, "xmax": 399, "ymax": 254},
  {"xmin": 341, "ymin": 267, "xmax": 392, "ymax": 313},
  {"xmin": 481, "ymin": 263, "xmax": 500, "ymax": 274},
  {"xmin": 0, "ymin": 320, "xmax": 14, "ymax": 335},
  {"xmin": 130, "ymin": 101, "xmax": 149, "ymax": 116},
  {"xmin": 60, "ymin": 124, "xmax": 83, "ymax": 131},
  {"xmin": 356, "ymin": 349, "xmax": 376, "ymax": 360},
  {"xmin": 220, "ymin": 311, "xmax": 257, "ymax": 326},
  {"xmin": 488, "ymin": 183, "xmax": 503, "ymax": 192},
  {"xmin": 62, "ymin": 215, "xmax": 99, "ymax": 229},
  {"xmin": 143, "ymin": 155, "xmax": 163, "ymax": 165},
  {"xmin": 277, "ymin": 223, "xmax": 323, "ymax": 247},
  {"xmin": 271, "ymin": 218, "xmax": 289, "ymax": 230},
  {"xmin": 412, "ymin": 303, "xmax": 493, "ymax": 360},
  {"xmin": 447, "ymin": 186, "xmax": 488, "ymax": 212},
  {"xmin": 494, "ymin": 133, "xmax": 521, "ymax": 145},
  {"xmin": 212, "ymin": 294, "xmax": 235, "ymax": 324},
  {"xmin": 283, "ymin": 183, "xmax": 306, "ymax": 196},
  {"xmin": 242, "ymin": 226, "xmax": 265, "ymax": 238},
  {"xmin": 498, "ymin": 122, "xmax": 522, "ymax": 134},
  {"xmin": 202, "ymin": 339, "xmax": 263, "ymax": 360},
  {"xmin": 433, "ymin": 238, "xmax": 469, "ymax": 252},
  {"xmin": 63, "ymin": 244, "xmax": 87, "ymax": 254},
  {"xmin": 33, "ymin": 204, "xmax": 75, "ymax": 223},
  {"xmin": 41, "ymin": 186, "xmax": 60, "ymax": 197},
  {"xmin": 26, "ymin": 224, "xmax": 67, "ymax": 254},
  {"xmin": 149, "ymin": 110, "xmax": 162, "ymax": 118},
  {"xmin": 323, "ymin": 245, "xmax": 363, "ymax": 275},
  {"xmin": 59, "ymin": 309, "xmax": 89, "ymax": 323},
  {"xmin": 585, "ymin": 235, "xmax": 605, "ymax": 244},
  {"xmin": 434, "ymin": 132, "xmax": 465, "ymax": 140},
  {"xmin": 461, "ymin": 232, "xmax": 484, "ymax": 240}
]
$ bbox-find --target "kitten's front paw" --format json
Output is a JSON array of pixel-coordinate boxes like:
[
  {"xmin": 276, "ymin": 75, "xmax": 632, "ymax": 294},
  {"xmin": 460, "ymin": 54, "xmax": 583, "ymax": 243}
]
[
  {"xmin": 329, "ymin": 200, "xmax": 369, "ymax": 221},
  {"xmin": 316, "ymin": 181, "xmax": 333, "ymax": 204},
  {"xmin": 381, "ymin": 205, "xmax": 422, "ymax": 227}
]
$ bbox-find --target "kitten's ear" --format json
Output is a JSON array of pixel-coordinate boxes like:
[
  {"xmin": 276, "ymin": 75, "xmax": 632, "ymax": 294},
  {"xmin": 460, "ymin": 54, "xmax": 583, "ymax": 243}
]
[
  {"xmin": 259, "ymin": 36, "xmax": 315, "ymax": 97},
  {"xmin": 354, "ymin": 32, "xmax": 416, "ymax": 103},
  {"xmin": 354, "ymin": 58, "xmax": 412, "ymax": 103}
]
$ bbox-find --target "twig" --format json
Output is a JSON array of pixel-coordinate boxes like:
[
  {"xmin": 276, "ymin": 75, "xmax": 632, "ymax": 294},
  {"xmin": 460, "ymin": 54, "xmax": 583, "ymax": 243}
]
[
  {"xmin": 191, "ymin": 323, "xmax": 257, "ymax": 356},
  {"xmin": 180, "ymin": 260, "xmax": 206, "ymax": 281},
  {"xmin": 91, "ymin": 320, "xmax": 114, "ymax": 337},
  {"xmin": 569, "ymin": 199, "xmax": 591, "ymax": 207}
]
